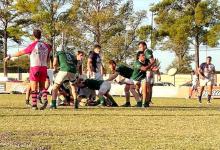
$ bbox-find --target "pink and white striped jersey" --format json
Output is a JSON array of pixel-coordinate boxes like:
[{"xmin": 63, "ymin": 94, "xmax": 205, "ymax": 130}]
[{"xmin": 23, "ymin": 40, "xmax": 51, "ymax": 67}]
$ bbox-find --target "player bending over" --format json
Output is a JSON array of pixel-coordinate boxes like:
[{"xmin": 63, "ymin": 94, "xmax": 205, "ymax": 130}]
[
  {"xmin": 77, "ymin": 78, "xmax": 118, "ymax": 107},
  {"xmin": 107, "ymin": 60, "xmax": 141, "ymax": 107}
]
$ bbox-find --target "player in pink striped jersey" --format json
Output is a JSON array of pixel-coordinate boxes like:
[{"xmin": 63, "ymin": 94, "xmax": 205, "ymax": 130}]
[{"xmin": 4, "ymin": 29, "xmax": 51, "ymax": 110}]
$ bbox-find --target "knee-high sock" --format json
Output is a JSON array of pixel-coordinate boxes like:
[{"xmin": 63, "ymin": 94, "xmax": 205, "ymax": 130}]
[
  {"xmin": 108, "ymin": 95, "xmax": 118, "ymax": 106},
  {"xmin": 41, "ymin": 89, "xmax": 48, "ymax": 101},
  {"xmin": 208, "ymin": 95, "xmax": 211, "ymax": 101},
  {"xmin": 31, "ymin": 91, "xmax": 38, "ymax": 106}
]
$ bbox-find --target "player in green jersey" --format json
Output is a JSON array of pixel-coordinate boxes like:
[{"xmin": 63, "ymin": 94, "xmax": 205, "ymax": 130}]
[
  {"xmin": 107, "ymin": 60, "xmax": 141, "ymax": 107},
  {"xmin": 77, "ymin": 79, "xmax": 118, "ymax": 107},
  {"xmin": 130, "ymin": 51, "xmax": 155, "ymax": 107},
  {"xmin": 138, "ymin": 41, "xmax": 160, "ymax": 107},
  {"xmin": 50, "ymin": 49, "xmax": 84, "ymax": 109}
]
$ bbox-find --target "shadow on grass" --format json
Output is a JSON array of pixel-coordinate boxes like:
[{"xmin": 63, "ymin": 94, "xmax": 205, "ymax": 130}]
[
  {"xmin": 0, "ymin": 110, "xmax": 220, "ymax": 118},
  {"xmin": 0, "ymin": 105, "xmax": 219, "ymax": 111},
  {"xmin": 0, "ymin": 107, "xmax": 30, "ymax": 110},
  {"xmin": 0, "ymin": 114, "xmax": 220, "ymax": 117}
]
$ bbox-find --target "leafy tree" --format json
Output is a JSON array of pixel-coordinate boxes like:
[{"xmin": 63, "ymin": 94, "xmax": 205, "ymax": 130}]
[
  {"xmin": 151, "ymin": 0, "xmax": 220, "ymax": 69},
  {"xmin": 16, "ymin": 0, "xmax": 70, "ymax": 56},
  {"xmin": 0, "ymin": 0, "xmax": 28, "ymax": 76},
  {"xmin": 68, "ymin": 0, "xmax": 147, "ymax": 66}
]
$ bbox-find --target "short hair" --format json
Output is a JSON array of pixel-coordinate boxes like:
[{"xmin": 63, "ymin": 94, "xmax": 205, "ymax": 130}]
[
  {"xmin": 33, "ymin": 29, "xmax": 42, "ymax": 39},
  {"xmin": 109, "ymin": 60, "xmax": 116, "ymax": 66},
  {"xmin": 207, "ymin": 56, "xmax": 212, "ymax": 59},
  {"xmin": 94, "ymin": 44, "xmax": 101, "ymax": 49},
  {"xmin": 138, "ymin": 41, "xmax": 147, "ymax": 46},
  {"xmin": 77, "ymin": 51, "xmax": 84, "ymax": 55},
  {"xmin": 136, "ymin": 51, "xmax": 144, "ymax": 60}
]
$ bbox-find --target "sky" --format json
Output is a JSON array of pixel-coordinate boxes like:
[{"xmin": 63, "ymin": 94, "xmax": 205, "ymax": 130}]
[{"xmin": 8, "ymin": 0, "xmax": 220, "ymax": 73}]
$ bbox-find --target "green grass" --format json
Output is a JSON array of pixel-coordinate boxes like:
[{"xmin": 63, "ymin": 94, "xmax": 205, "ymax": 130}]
[{"xmin": 0, "ymin": 94, "xmax": 220, "ymax": 150}]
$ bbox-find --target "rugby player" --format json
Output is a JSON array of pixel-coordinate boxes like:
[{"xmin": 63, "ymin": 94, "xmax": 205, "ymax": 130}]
[
  {"xmin": 107, "ymin": 60, "xmax": 141, "ymax": 107},
  {"xmin": 138, "ymin": 41, "xmax": 160, "ymax": 106},
  {"xmin": 50, "ymin": 48, "xmax": 84, "ymax": 109},
  {"xmin": 4, "ymin": 29, "xmax": 51, "ymax": 110},
  {"xmin": 198, "ymin": 56, "xmax": 216, "ymax": 104},
  {"xmin": 131, "ymin": 51, "xmax": 155, "ymax": 107},
  {"xmin": 87, "ymin": 44, "xmax": 104, "ymax": 80},
  {"xmin": 77, "ymin": 78, "xmax": 118, "ymax": 107}
]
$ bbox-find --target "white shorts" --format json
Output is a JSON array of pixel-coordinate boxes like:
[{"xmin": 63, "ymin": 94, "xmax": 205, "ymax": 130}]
[
  {"xmin": 124, "ymin": 78, "xmax": 134, "ymax": 85},
  {"xmin": 145, "ymin": 71, "xmax": 155, "ymax": 84},
  {"xmin": 200, "ymin": 78, "xmax": 214, "ymax": 86},
  {"xmin": 79, "ymin": 87, "xmax": 96, "ymax": 99},
  {"xmin": 191, "ymin": 84, "xmax": 198, "ymax": 90},
  {"xmin": 99, "ymin": 81, "xmax": 111, "ymax": 94},
  {"xmin": 54, "ymin": 71, "xmax": 77, "ymax": 85},
  {"xmin": 87, "ymin": 72, "xmax": 103, "ymax": 80}
]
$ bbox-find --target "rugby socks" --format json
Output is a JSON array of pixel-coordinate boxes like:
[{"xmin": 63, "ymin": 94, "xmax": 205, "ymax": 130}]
[
  {"xmin": 37, "ymin": 91, "xmax": 42, "ymax": 100},
  {"xmin": 41, "ymin": 89, "xmax": 48, "ymax": 101},
  {"xmin": 51, "ymin": 100, "xmax": 57, "ymax": 108},
  {"xmin": 31, "ymin": 91, "xmax": 38, "ymax": 106},
  {"xmin": 107, "ymin": 95, "xmax": 118, "ymax": 107},
  {"xmin": 99, "ymin": 96, "xmax": 105, "ymax": 105},
  {"xmin": 136, "ymin": 101, "xmax": 142, "ymax": 107},
  {"xmin": 208, "ymin": 95, "xmax": 211, "ymax": 103},
  {"xmin": 149, "ymin": 92, "xmax": 153, "ymax": 103},
  {"xmin": 125, "ymin": 91, "xmax": 130, "ymax": 103},
  {"xmin": 40, "ymin": 89, "xmax": 48, "ymax": 110},
  {"xmin": 198, "ymin": 95, "xmax": 202, "ymax": 103}
]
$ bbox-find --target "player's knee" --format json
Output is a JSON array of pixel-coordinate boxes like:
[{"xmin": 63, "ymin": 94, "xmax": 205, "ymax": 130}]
[
  {"xmin": 98, "ymin": 92, "xmax": 104, "ymax": 96},
  {"xmin": 31, "ymin": 90, "xmax": 38, "ymax": 94},
  {"xmin": 52, "ymin": 83, "xmax": 60, "ymax": 91}
]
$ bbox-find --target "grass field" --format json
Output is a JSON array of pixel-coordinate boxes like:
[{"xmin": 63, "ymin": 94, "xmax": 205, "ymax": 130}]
[{"xmin": 0, "ymin": 94, "xmax": 220, "ymax": 150}]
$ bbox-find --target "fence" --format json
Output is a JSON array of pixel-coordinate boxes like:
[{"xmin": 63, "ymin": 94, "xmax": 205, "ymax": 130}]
[{"xmin": 1, "ymin": 73, "xmax": 220, "ymax": 86}]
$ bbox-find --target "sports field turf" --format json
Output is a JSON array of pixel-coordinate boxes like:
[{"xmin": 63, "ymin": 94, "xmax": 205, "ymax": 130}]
[{"xmin": 0, "ymin": 94, "xmax": 220, "ymax": 150}]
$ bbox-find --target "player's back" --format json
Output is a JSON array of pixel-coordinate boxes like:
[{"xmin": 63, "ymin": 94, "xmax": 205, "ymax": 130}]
[
  {"xmin": 57, "ymin": 51, "xmax": 77, "ymax": 73},
  {"xmin": 28, "ymin": 41, "xmax": 51, "ymax": 67}
]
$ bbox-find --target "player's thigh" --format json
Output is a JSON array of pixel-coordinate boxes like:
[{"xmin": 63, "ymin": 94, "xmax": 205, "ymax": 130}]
[
  {"xmin": 95, "ymin": 72, "xmax": 103, "ymax": 80},
  {"xmin": 54, "ymin": 71, "xmax": 68, "ymax": 85},
  {"xmin": 39, "ymin": 81, "xmax": 45, "ymax": 91},
  {"xmin": 30, "ymin": 81, "xmax": 38, "ymax": 91},
  {"xmin": 44, "ymin": 78, "xmax": 50, "ymax": 90},
  {"xmin": 141, "ymin": 81, "xmax": 147, "ymax": 93},
  {"xmin": 67, "ymin": 72, "xmax": 77, "ymax": 85},
  {"xmin": 200, "ymin": 79, "xmax": 207, "ymax": 87},
  {"xmin": 99, "ymin": 81, "xmax": 111, "ymax": 94}
]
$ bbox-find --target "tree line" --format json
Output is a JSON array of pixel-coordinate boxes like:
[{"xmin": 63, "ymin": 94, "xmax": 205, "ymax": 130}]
[{"xmin": 0, "ymin": 0, "xmax": 220, "ymax": 76}]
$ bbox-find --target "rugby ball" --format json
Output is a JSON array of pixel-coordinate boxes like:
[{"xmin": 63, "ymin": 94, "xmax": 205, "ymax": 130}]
[{"xmin": 168, "ymin": 68, "xmax": 177, "ymax": 76}]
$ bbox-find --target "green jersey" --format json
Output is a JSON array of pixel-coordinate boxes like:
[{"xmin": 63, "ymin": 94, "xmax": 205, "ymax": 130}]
[
  {"xmin": 116, "ymin": 65, "xmax": 133, "ymax": 79},
  {"xmin": 56, "ymin": 51, "xmax": 77, "ymax": 73},
  {"xmin": 131, "ymin": 60, "xmax": 148, "ymax": 81},
  {"xmin": 84, "ymin": 79, "xmax": 104, "ymax": 90},
  {"xmin": 144, "ymin": 49, "xmax": 153, "ymax": 60}
]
